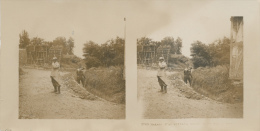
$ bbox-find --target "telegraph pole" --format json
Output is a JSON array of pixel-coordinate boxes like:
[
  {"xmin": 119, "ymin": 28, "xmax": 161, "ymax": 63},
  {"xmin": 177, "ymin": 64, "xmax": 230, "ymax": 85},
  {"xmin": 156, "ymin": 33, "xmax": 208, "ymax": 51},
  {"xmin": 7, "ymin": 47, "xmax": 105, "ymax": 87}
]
[{"xmin": 123, "ymin": 17, "xmax": 126, "ymax": 80}]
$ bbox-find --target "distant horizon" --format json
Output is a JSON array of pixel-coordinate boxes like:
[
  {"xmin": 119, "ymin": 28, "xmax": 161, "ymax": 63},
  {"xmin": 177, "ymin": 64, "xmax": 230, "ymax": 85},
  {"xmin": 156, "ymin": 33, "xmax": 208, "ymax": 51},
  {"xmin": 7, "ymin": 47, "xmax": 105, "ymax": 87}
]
[{"xmin": 18, "ymin": 29, "xmax": 230, "ymax": 59}]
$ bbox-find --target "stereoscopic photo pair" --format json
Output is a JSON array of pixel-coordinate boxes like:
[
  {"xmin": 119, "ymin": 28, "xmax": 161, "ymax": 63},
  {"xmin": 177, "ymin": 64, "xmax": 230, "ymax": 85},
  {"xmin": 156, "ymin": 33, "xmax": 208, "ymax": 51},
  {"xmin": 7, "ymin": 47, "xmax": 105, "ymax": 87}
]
[{"xmin": 19, "ymin": 17, "xmax": 243, "ymax": 119}]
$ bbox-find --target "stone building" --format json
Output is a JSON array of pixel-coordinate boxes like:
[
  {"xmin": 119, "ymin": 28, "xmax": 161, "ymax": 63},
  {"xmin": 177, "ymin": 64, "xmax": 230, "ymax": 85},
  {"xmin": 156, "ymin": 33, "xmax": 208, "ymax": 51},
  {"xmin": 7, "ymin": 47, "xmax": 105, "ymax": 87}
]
[{"xmin": 229, "ymin": 16, "xmax": 243, "ymax": 80}]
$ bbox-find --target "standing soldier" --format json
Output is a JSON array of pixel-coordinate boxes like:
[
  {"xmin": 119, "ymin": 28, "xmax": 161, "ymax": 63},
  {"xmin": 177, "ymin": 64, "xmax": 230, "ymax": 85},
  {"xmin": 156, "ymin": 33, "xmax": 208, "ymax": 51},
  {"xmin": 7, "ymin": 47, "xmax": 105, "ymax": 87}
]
[
  {"xmin": 184, "ymin": 67, "xmax": 192, "ymax": 86},
  {"xmin": 50, "ymin": 57, "xmax": 61, "ymax": 94},
  {"xmin": 157, "ymin": 57, "xmax": 168, "ymax": 93},
  {"xmin": 76, "ymin": 67, "xmax": 85, "ymax": 87}
]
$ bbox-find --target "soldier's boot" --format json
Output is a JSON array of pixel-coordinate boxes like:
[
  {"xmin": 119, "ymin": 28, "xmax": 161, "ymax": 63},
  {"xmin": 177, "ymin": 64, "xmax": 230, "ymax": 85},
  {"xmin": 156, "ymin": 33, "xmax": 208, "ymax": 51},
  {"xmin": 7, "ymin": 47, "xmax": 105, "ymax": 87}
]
[
  {"xmin": 164, "ymin": 86, "xmax": 167, "ymax": 93},
  {"xmin": 159, "ymin": 86, "xmax": 163, "ymax": 92},
  {"xmin": 53, "ymin": 86, "xmax": 57, "ymax": 93},
  {"xmin": 76, "ymin": 78, "xmax": 80, "ymax": 84},
  {"xmin": 56, "ymin": 86, "xmax": 60, "ymax": 94}
]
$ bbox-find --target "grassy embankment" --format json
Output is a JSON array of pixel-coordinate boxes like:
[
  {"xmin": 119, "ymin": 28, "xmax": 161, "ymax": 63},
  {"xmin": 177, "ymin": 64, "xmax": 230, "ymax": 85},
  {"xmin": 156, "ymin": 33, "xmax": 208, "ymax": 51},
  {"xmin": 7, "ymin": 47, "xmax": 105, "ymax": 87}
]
[
  {"xmin": 71, "ymin": 66, "xmax": 125, "ymax": 104},
  {"xmin": 83, "ymin": 66, "xmax": 125, "ymax": 104},
  {"xmin": 170, "ymin": 65, "xmax": 243, "ymax": 103}
]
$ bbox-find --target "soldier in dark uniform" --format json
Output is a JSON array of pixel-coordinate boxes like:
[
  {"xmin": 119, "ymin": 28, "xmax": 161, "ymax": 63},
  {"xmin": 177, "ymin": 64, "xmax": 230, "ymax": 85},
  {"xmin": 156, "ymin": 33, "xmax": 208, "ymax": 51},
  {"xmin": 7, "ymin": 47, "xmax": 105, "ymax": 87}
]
[
  {"xmin": 76, "ymin": 67, "xmax": 85, "ymax": 87},
  {"xmin": 184, "ymin": 67, "xmax": 192, "ymax": 86}
]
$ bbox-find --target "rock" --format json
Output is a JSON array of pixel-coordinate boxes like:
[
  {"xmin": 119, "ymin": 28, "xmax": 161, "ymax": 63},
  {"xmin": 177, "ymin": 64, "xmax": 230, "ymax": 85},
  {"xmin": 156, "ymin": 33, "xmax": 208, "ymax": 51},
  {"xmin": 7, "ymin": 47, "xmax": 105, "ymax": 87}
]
[
  {"xmin": 186, "ymin": 96, "xmax": 191, "ymax": 99},
  {"xmin": 80, "ymin": 96, "xmax": 85, "ymax": 99}
]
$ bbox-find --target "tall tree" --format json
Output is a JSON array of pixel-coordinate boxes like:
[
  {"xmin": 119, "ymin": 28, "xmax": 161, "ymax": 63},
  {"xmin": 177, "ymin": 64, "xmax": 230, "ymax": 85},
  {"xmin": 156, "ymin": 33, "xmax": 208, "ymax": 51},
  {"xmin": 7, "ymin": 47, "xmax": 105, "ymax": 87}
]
[
  {"xmin": 137, "ymin": 37, "xmax": 152, "ymax": 46},
  {"xmin": 190, "ymin": 37, "xmax": 231, "ymax": 68},
  {"xmin": 53, "ymin": 37, "xmax": 67, "ymax": 54},
  {"xmin": 82, "ymin": 41, "xmax": 100, "ymax": 58},
  {"xmin": 31, "ymin": 37, "xmax": 44, "ymax": 46},
  {"xmin": 43, "ymin": 41, "xmax": 53, "ymax": 47},
  {"xmin": 190, "ymin": 41, "xmax": 211, "ymax": 68},
  {"xmin": 82, "ymin": 37, "xmax": 125, "ymax": 68},
  {"xmin": 111, "ymin": 37, "xmax": 125, "ymax": 66},
  {"xmin": 19, "ymin": 30, "xmax": 31, "ymax": 48},
  {"xmin": 161, "ymin": 37, "xmax": 175, "ymax": 54},
  {"xmin": 67, "ymin": 37, "xmax": 75, "ymax": 55},
  {"xmin": 82, "ymin": 41, "xmax": 101, "ymax": 68},
  {"xmin": 208, "ymin": 37, "xmax": 230, "ymax": 66},
  {"xmin": 175, "ymin": 37, "xmax": 182, "ymax": 54}
]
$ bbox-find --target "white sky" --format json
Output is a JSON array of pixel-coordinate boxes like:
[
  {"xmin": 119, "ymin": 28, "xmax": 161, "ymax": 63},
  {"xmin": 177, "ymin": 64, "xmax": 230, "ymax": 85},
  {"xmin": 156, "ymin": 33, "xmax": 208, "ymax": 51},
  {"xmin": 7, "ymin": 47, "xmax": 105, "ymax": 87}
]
[{"xmin": 1, "ymin": 0, "xmax": 259, "ymax": 57}]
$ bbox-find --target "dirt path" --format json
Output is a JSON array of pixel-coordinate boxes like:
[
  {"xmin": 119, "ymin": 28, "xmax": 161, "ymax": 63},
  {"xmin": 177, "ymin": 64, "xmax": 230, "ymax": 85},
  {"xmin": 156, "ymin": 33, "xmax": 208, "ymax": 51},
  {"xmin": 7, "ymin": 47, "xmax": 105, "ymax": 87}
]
[
  {"xmin": 138, "ymin": 69, "xmax": 243, "ymax": 119},
  {"xmin": 19, "ymin": 68, "xmax": 125, "ymax": 119}
]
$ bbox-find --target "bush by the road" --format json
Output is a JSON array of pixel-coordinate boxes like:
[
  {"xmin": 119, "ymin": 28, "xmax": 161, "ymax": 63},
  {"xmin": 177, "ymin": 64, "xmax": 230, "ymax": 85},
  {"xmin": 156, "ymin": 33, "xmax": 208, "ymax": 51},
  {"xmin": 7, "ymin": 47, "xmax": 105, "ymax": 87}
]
[
  {"xmin": 83, "ymin": 37, "xmax": 124, "ymax": 68},
  {"xmin": 190, "ymin": 37, "xmax": 230, "ymax": 68},
  {"xmin": 82, "ymin": 66, "xmax": 125, "ymax": 104},
  {"xmin": 191, "ymin": 65, "xmax": 243, "ymax": 103}
]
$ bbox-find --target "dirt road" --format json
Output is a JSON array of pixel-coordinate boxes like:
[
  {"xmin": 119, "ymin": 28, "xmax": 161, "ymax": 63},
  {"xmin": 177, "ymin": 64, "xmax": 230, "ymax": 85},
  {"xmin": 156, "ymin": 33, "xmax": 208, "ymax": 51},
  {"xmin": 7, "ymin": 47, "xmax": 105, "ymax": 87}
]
[
  {"xmin": 19, "ymin": 68, "xmax": 125, "ymax": 119},
  {"xmin": 138, "ymin": 69, "xmax": 243, "ymax": 119}
]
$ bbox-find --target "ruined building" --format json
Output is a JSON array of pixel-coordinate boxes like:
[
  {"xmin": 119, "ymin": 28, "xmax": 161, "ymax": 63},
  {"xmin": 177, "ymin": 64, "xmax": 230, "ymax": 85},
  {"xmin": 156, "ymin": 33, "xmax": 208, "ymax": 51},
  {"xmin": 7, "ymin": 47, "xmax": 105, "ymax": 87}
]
[
  {"xmin": 229, "ymin": 16, "xmax": 243, "ymax": 80},
  {"xmin": 137, "ymin": 44, "xmax": 171, "ymax": 66},
  {"xmin": 19, "ymin": 45, "xmax": 63, "ymax": 66}
]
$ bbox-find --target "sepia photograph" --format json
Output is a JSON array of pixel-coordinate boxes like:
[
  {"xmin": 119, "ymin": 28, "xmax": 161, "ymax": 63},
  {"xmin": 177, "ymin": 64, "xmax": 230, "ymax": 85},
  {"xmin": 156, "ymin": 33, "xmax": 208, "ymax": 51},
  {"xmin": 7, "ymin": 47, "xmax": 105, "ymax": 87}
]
[
  {"xmin": 137, "ymin": 8, "xmax": 244, "ymax": 118},
  {"xmin": 17, "ymin": 1, "xmax": 125, "ymax": 119},
  {"xmin": 1, "ymin": 0, "xmax": 260, "ymax": 130}
]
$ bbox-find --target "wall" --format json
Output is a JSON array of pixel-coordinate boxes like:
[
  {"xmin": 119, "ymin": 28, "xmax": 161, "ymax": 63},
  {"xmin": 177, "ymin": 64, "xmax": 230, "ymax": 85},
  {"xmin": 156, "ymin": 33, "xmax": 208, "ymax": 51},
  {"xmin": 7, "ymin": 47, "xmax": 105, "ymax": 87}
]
[{"xmin": 229, "ymin": 16, "xmax": 243, "ymax": 80}]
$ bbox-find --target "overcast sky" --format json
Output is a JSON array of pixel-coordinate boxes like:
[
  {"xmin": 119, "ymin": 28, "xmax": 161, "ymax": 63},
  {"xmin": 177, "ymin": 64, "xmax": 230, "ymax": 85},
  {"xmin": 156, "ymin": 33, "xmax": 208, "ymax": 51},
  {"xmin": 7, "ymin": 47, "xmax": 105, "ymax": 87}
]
[{"xmin": 1, "ymin": 0, "xmax": 258, "ymax": 57}]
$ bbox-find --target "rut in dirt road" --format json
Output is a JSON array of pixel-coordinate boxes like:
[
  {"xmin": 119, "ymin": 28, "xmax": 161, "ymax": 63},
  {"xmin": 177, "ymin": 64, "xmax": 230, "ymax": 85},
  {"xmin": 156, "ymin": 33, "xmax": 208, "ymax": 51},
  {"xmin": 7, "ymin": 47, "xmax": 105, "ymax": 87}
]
[
  {"xmin": 138, "ymin": 69, "xmax": 243, "ymax": 119},
  {"xmin": 19, "ymin": 68, "xmax": 125, "ymax": 119}
]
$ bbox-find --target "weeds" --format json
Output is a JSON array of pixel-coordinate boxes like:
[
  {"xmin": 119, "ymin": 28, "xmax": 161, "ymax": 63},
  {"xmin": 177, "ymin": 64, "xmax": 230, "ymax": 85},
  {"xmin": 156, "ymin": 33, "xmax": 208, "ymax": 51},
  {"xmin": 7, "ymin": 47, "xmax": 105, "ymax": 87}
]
[
  {"xmin": 191, "ymin": 65, "xmax": 243, "ymax": 103},
  {"xmin": 168, "ymin": 65, "xmax": 243, "ymax": 103},
  {"xmin": 75, "ymin": 66, "xmax": 125, "ymax": 104}
]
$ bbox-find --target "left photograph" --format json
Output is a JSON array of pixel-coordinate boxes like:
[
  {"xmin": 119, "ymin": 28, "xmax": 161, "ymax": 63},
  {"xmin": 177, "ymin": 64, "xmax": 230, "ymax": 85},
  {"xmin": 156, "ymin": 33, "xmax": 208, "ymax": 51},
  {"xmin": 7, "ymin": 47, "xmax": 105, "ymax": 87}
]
[{"xmin": 18, "ymin": 2, "xmax": 125, "ymax": 119}]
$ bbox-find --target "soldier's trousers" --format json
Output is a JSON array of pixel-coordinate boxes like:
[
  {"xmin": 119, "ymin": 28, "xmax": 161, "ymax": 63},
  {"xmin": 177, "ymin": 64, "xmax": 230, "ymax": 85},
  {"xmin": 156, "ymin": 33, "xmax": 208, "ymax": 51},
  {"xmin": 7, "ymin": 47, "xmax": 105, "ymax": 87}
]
[
  {"xmin": 77, "ymin": 77, "xmax": 85, "ymax": 87},
  {"xmin": 157, "ymin": 76, "xmax": 167, "ymax": 87},
  {"xmin": 51, "ymin": 76, "xmax": 60, "ymax": 89},
  {"xmin": 157, "ymin": 76, "xmax": 167, "ymax": 93},
  {"xmin": 184, "ymin": 76, "xmax": 191, "ymax": 86}
]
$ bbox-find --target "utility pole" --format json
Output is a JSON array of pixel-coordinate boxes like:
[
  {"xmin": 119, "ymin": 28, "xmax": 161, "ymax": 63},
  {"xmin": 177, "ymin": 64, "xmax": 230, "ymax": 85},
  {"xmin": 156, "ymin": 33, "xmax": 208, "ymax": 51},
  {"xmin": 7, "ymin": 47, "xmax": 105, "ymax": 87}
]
[{"xmin": 123, "ymin": 17, "xmax": 126, "ymax": 80}]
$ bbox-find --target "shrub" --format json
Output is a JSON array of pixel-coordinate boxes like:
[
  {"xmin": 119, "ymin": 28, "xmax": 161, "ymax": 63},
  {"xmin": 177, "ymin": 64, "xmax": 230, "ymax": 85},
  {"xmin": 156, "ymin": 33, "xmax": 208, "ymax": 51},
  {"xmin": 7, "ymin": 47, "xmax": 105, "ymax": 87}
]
[
  {"xmin": 84, "ymin": 56, "xmax": 102, "ymax": 69},
  {"xmin": 82, "ymin": 37, "xmax": 124, "ymax": 67},
  {"xmin": 71, "ymin": 56, "xmax": 81, "ymax": 63},
  {"xmin": 191, "ymin": 56, "xmax": 209, "ymax": 68},
  {"xmin": 190, "ymin": 37, "xmax": 231, "ymax": 68},
  {"xmin": 81, "ymin": 66, "xmax": 125, "ymax": 104},
  {"xmin": 191, "ymin": 65, "xmax": 243, "ymax": 103}
]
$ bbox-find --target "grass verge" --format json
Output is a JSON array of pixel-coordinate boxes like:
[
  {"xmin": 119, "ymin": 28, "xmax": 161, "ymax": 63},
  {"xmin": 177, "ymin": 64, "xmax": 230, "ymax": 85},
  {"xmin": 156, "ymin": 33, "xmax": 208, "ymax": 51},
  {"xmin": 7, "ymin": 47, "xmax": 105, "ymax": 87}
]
[
  {"xmin": 169, "ymin": 65, "xmax": 243, "ymax": 103},
  {"xmin": 75, "ymin": 66, "xmax": 125, "ymax": 104}
]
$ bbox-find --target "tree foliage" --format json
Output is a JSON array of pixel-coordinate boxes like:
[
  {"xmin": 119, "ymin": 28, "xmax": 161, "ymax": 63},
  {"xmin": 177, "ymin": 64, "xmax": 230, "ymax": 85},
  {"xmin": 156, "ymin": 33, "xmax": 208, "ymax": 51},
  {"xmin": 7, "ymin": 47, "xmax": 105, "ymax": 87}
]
[
  {"xmin": 137, "ymin": 37, "xmax": 152, "ymax": 46},
  {"xmin": 31, "ymin": 37, "xmax": 44, "ymax": 46},
  {"xmin": 137, "ymin": 36, "xmax": 183, "ymax": 54},
  {"xmin": 18, "ymin": 30, "xmax": 75, "ymax": 55},
  {"xmin": 175, "ymin": 37, "xmax": 182, "ymax": 54},
  {"xmin": 67, "ymin": 37, "xmax": 75, "ymax": 55},
  {"xmin": 83, "ymin": 37, "xmax": 124, "ymax": 68},
  {"xmin": 161, "ymin": 36, "xmax": 175, "ymax": 54},
  {"xmin": 19, "ymin": 30, "xmax": 31, "ymax": 48},
  {"xmin": 190, "ymin": 37, "xmax": 230, "ymax": 68},
  {"xmin": 52, "ymin": 37, "xmax": 68, "ymax": 54}
]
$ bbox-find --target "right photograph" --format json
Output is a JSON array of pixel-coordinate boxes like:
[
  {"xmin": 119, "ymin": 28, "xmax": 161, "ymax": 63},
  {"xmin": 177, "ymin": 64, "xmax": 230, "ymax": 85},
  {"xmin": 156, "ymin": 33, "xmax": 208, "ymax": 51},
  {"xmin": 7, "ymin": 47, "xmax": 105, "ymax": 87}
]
[{"xmin": 137, "ymin": 16, "xmax": 243, "ymax": 119}]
